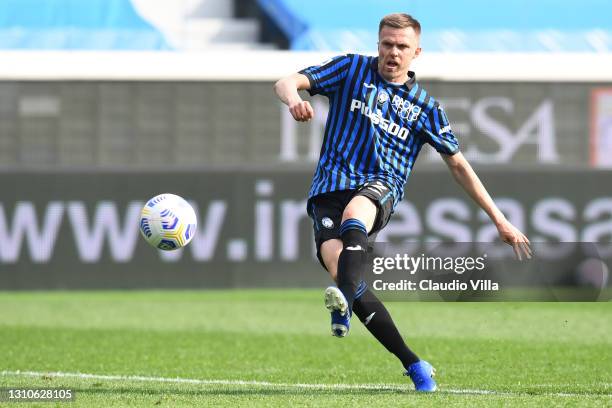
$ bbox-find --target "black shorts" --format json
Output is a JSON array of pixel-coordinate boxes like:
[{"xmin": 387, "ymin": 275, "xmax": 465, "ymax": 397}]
[{"xmin": 306, "ymin": 181, "xmax": 394, "ymax": 268}]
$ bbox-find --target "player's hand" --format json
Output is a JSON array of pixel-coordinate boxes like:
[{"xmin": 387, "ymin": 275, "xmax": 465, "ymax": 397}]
[
  {"xmin": 289, "ymin": 101, "xmax": 314, "ymax": 122},
  {"xmin": 496, "ymin": 219, "xmax": 532, "ymax": 260}
]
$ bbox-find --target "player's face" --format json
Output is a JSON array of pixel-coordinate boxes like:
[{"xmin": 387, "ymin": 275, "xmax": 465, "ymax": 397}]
[{"xmin": 377, "ymin": 26, "xmax": 421, "ymax": 83}]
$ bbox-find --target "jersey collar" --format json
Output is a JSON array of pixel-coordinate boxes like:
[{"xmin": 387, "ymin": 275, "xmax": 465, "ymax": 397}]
[{"xmin": 372, "ymin": 57, "xmax": 417, "ymax": 90}]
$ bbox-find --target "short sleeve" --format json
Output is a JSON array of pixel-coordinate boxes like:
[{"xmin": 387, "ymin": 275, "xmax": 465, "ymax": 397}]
[
  {"xmin": 298, "ymin": 54, "xmax": 351, "ymax": 96},
  {"xmin": 420, "ymin": 104, "xmax": 460, "ymax": 155}
]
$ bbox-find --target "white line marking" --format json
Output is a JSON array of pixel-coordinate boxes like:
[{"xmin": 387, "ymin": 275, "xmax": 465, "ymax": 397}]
[{"xmin": 0, "ymin": 370, "xmax": 608, "ymax": 398}]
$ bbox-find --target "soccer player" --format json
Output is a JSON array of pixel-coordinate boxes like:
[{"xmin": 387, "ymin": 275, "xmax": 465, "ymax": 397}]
[{"xmin": 274, "ymin": 13, "xmax": 531, "ymax": 392}]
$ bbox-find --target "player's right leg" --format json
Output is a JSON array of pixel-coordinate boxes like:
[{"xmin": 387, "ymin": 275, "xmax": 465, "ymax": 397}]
[
  {"xmin": 315, "ymin": 192, "xmax": 377, "ymax": 337},
  {"xmin": 336, "ymin": 194, "xmax": 377, "ymax": 312},
  {"xmin": 320, "ymin": 239, "xmax": 351, "ymax": 337},
  {"xmin": 309, "ymin": 190, "xmax": 369, "ymax": 337}
]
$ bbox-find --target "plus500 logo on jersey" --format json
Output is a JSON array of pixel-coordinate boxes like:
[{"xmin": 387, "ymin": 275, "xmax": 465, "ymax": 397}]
[{"xmin": 350, "ymin": 99, "xmax": 411, "ymax": 140}]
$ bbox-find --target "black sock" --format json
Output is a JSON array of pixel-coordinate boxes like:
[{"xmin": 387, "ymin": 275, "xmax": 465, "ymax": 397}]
[
  {"xmin": 353, "ymin": 288, "xmax": 420, "ymax": 369},
  {"xmin": 337, "ymin": 218, "xmax": 368, "ymax": 312}
]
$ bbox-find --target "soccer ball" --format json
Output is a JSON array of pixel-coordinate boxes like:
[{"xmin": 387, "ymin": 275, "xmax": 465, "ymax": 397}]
[{"xmin": 139, "ymin": 193, "xmax": 197, "ymax": 250}]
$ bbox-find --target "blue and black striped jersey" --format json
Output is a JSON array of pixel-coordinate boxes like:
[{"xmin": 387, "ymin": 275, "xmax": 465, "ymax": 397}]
[{"xmin": 299, "ymin": 54, "xmax": 459, "ymax": 208}]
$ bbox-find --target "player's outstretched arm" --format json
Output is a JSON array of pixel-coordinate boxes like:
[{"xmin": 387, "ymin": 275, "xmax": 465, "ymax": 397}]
[
  {"xmin": 441, "ymin": 152, "xmax": 532, "ymax": 260},
  {"xmin": 273, "ymin": 73, "xmax": 314, "ymax": 122}
]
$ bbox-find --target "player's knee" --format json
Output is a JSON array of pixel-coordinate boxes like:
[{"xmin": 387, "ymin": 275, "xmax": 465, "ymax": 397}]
[
  {"xmin": 341, "ymin": 197, "xmax": 376, "ymax": 231},
  {"xmin": 341, "ymin": 205, "xmax": 360, "ymax": 222},
  {"xmin": 339, "ymin": 218, "xmax": 368, "ymax": 251}
]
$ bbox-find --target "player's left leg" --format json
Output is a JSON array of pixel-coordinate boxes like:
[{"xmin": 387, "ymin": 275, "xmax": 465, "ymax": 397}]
[
  {"xmin": 348, "ymin": 182, "xmax": 437, "ymax": 392},
  {"xmin": 353, "ymin": 288, "xmax": 436, "ymax": 392}
]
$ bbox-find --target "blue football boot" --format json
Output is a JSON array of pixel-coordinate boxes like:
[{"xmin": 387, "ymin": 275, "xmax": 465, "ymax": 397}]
[
  {"xmin": 406, "ymin": 360, "xmax": 437, "ymax": 392},
  {"xmin": 324, "ymin": 286, "xmax": 350, "ymax": 337}
]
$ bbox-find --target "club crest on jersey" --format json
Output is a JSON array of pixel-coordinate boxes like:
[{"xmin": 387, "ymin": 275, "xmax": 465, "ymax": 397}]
[
  {"xmin": 377, "ymin": 91, "xmax": 389, "ymax": 105},
  {"xmin": 391, "ymin": 94, "xmax": 422, "ymax": 122},
  {"xmin": 321, "ymin": 217, "xmax": 334, "ymax": 229}
]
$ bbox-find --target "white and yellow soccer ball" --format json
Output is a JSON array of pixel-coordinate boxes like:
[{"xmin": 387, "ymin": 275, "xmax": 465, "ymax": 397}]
[{"xmin": 139, "ymin": 193, "xmax": 197, "ymax": 250}]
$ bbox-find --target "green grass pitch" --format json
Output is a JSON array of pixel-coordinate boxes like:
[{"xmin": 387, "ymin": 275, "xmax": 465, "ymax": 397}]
[{"xmin": 0, "ymin": 290, "xmax": 610, "ymax": 407}]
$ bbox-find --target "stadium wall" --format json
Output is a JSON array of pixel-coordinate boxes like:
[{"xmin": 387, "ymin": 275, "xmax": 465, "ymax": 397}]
[
  {"xmin": 0, "ymin": 52, "xmax": 611, "ymax": 290},
  {"xmin": 0, "ymin": 170, "xmax": 611, "ymax": 290},
  {"xmin": 1, "ymin": 51, "xmax": 612, "ymax": 81},
  {"xmin": 0, "ymin": 79, "xmax": 611, "ymax": 169}
]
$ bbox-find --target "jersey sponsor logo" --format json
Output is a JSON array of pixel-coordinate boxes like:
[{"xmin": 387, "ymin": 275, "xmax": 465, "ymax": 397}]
[
  {"xmin": 439, "ymin": 124, "xmax": 452, "ymax": 134},
  {"xmin": 350, "ymin": 99, "xmax": 410, "ymax": 140},
  {"xmin": 391, "ymin": 94, "xmax": 422, "ymax": 122}
]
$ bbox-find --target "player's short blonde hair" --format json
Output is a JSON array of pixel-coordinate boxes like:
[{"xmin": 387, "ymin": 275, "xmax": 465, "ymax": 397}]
[{"xmin": 378, "ymin": 13, "xmax": 421, "ymax": 35}]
